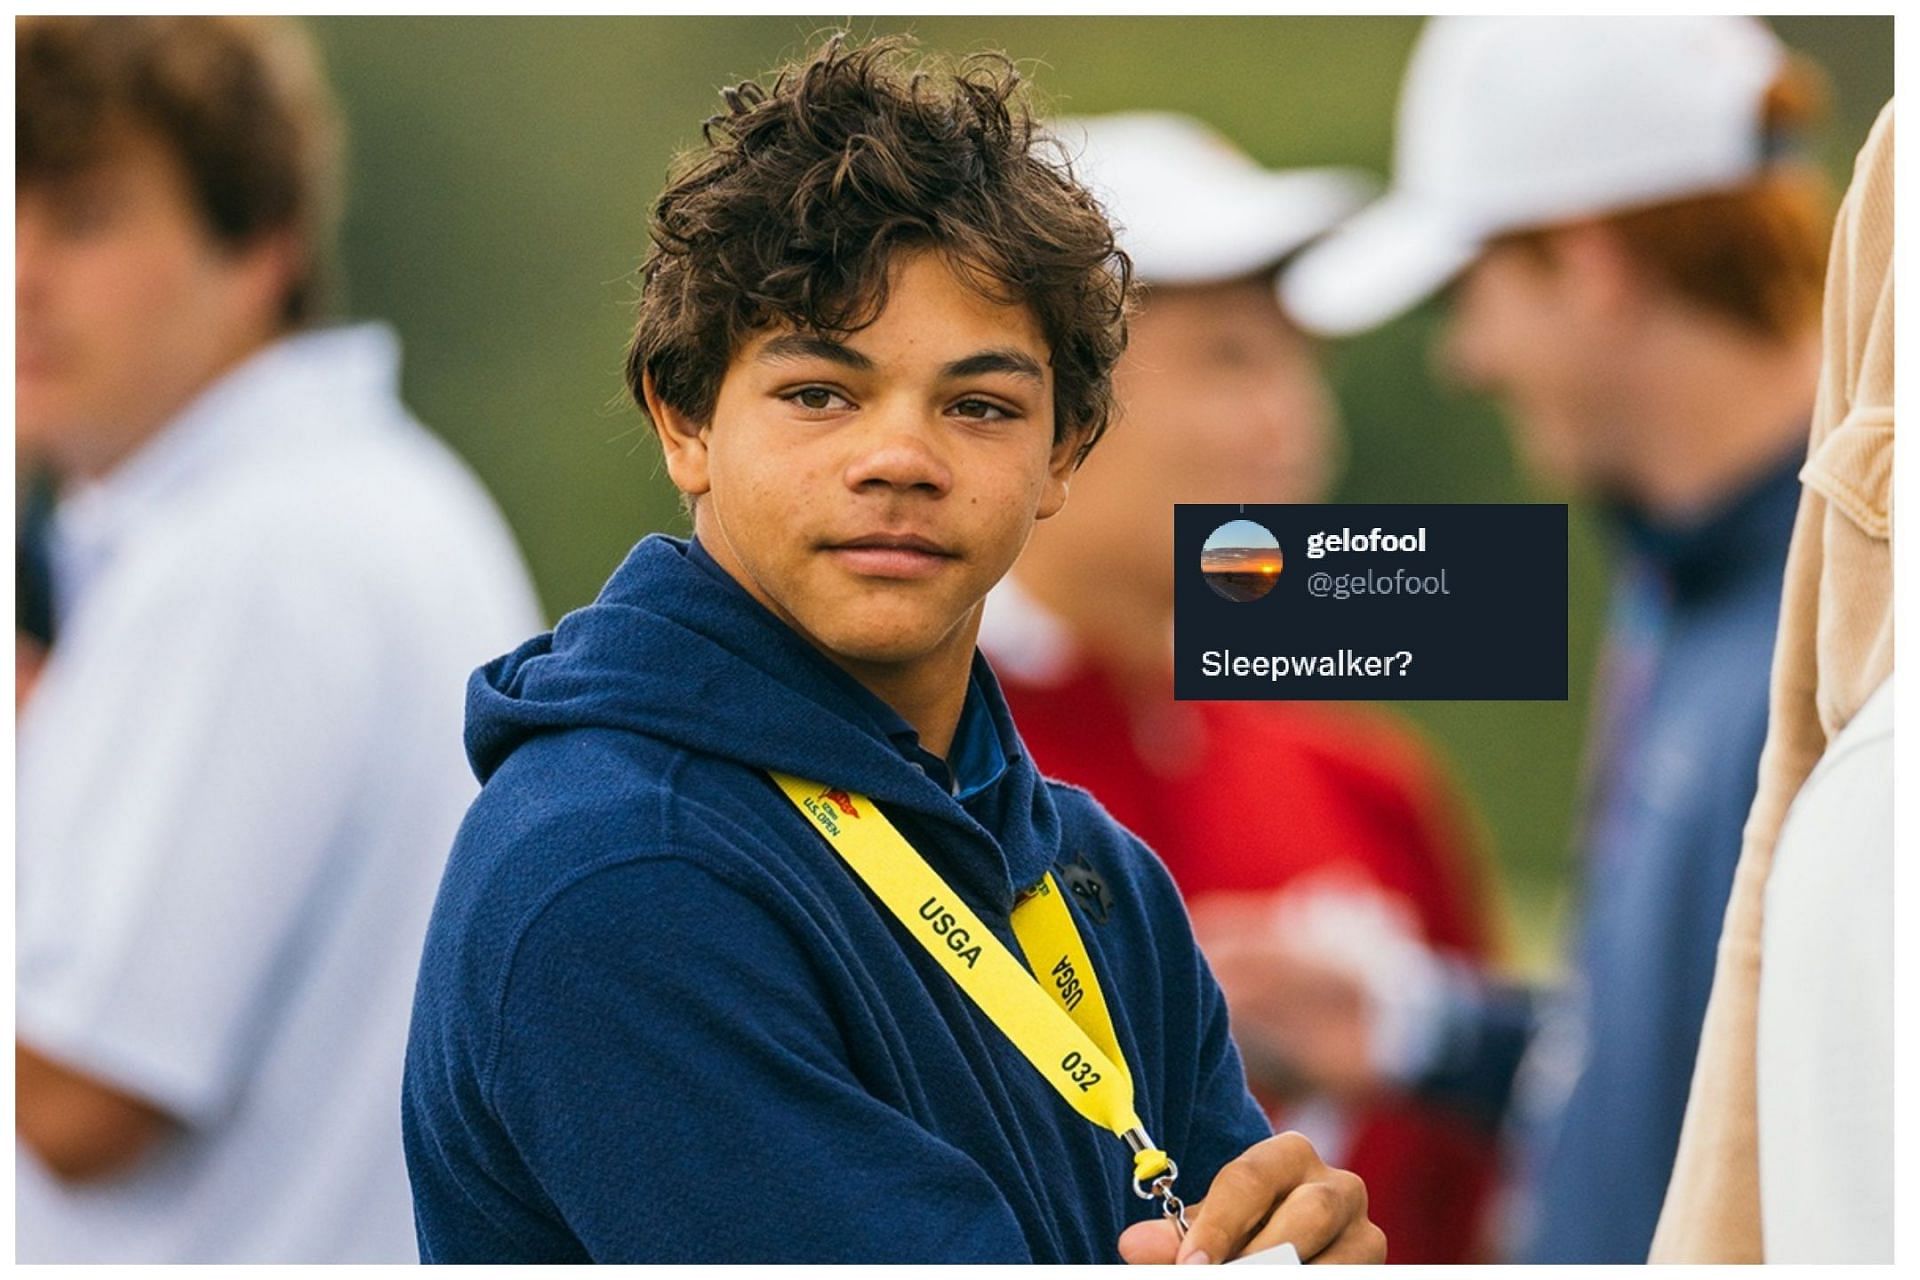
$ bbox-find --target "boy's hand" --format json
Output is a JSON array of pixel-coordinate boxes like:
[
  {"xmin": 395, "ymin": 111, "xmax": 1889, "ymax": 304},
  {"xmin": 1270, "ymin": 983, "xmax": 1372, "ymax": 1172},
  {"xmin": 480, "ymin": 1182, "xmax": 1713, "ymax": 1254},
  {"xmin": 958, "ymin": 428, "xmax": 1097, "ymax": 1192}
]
[{"xmin": 1116, "ymin": 1132, "xmax": 1384, "ymax": 1264}]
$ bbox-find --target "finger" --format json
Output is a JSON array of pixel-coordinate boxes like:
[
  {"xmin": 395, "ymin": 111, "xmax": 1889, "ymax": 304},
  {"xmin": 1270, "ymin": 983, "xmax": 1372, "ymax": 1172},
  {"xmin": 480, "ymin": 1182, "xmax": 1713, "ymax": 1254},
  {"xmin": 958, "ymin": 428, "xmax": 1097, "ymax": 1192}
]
[
  {"xmin": 1118, "ymin": 1217, "xmax": 1181, "ymax": 1265},
  {"xmin": 1304, "ymin": 1219, "xmax": 1388, "ymax": 1265},
  {"xmin": 1256, "ymin": 1168, "xmax": 1368, "ymax": 1263},
  {"xmin": 1177, "ymin": 1131, "xmax": 1321, "ymax": 1264}
]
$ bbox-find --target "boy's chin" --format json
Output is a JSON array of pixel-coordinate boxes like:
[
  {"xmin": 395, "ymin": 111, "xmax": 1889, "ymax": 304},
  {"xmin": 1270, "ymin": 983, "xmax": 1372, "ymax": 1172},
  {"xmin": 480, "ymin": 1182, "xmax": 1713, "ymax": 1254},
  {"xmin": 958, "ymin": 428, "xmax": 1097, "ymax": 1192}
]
[{"xmin": 807, "ymin": 612, "xmax": 971, "ymax": 670}]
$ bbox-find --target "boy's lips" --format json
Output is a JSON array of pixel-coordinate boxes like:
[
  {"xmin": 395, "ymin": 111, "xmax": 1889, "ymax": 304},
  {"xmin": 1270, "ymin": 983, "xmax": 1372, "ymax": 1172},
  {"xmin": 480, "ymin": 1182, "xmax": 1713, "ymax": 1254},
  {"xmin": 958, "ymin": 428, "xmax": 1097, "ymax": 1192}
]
[{"xmin": 823, "ymin": 533, "xmax": 959, "ymax": 581}]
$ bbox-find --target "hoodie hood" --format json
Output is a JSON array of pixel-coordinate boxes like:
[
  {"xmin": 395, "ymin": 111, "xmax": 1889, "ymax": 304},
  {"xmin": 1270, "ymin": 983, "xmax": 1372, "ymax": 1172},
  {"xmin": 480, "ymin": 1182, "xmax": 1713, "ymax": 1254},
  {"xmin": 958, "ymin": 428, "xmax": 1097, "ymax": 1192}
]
[{"xmin": 465, "ymin": 534, "xmax": 1064, "ymax": 907}]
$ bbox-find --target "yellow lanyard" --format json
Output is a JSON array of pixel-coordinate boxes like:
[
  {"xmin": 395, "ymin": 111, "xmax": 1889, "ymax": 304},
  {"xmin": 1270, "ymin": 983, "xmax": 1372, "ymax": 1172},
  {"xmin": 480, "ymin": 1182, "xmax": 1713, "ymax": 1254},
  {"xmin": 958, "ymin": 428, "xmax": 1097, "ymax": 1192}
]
[{"xmin": 770, "ymin": 772, "xmax": 1187, "ymax": 1228}]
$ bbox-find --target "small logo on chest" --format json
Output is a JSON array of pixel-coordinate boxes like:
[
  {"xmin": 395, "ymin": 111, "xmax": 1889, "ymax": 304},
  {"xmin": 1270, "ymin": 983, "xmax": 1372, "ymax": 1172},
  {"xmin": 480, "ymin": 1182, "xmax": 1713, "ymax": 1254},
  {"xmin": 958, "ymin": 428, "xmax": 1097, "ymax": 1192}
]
[{"xmin": 1057, "ymin": 851, "xmax": 1114, "ymax": 925}]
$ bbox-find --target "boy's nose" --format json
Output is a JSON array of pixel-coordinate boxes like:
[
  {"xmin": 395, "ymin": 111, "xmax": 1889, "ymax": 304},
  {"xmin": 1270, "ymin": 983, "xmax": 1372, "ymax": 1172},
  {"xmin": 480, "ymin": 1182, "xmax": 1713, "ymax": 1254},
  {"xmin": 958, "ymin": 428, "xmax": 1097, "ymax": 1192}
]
[{"xmin": 843, "ymin": 408, "xmax": 954, "ymax": 496}]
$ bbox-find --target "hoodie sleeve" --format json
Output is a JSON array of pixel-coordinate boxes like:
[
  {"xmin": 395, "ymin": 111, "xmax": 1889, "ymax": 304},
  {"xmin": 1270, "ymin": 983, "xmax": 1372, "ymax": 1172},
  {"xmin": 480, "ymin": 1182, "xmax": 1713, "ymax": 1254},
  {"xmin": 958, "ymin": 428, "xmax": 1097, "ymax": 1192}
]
[
  {"xmin": 476, "ymin": 855, "xmax": 1032, "ymax": 1263},
  {"xmin": 1168, "ymin": 894, "xmax": 1277, "ymax": 1196},
  {"xmin": 1045, "ymin": 787, "xmax": 1273, "ymax": 1209}
]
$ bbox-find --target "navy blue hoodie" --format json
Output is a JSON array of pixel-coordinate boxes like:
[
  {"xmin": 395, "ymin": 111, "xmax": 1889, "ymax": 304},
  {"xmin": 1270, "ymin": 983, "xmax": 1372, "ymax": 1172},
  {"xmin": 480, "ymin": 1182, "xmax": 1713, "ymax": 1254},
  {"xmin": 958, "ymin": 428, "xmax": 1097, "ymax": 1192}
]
[{"xmin": 403, "ymin": 535, "xmax": 1271, "ymax": 1263}]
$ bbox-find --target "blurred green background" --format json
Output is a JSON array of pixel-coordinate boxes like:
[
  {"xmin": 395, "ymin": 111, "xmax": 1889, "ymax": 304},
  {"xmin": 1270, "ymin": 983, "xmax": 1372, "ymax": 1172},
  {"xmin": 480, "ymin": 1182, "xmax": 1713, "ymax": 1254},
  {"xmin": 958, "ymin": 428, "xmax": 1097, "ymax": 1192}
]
[{"xmin": 309, "ymin": 16, "xmax": 1892, "ymax": 971}]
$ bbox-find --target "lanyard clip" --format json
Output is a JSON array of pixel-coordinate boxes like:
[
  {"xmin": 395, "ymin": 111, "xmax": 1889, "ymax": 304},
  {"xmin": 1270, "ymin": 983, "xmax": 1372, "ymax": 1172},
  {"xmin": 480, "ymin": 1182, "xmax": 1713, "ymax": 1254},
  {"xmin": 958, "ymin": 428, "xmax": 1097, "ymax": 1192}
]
[{"xmin": 1123, "ymin": 1127, "xmax": 1190, "ymax": 1237}]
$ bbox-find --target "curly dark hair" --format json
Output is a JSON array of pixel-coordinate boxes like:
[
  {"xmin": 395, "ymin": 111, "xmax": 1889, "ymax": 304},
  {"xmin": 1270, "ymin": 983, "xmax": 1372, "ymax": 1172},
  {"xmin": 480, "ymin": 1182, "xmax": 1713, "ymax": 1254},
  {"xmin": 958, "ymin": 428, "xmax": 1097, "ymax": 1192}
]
[{"xmin": 626, "ymin": 35, "xmax": 1132, "ymax": 466}]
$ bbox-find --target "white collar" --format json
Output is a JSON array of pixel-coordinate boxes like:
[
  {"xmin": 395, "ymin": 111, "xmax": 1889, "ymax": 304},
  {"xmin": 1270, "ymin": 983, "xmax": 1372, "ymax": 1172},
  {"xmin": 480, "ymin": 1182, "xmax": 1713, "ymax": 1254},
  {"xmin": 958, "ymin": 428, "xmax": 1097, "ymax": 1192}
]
[{"xmin": 50, "ymin": 322, "xmax": 403, "ymax": 619}]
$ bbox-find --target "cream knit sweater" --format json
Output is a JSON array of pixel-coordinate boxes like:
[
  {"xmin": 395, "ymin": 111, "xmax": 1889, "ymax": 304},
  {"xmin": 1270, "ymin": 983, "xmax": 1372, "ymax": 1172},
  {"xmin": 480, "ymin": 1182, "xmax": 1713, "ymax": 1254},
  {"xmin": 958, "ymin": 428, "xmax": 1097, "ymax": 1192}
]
[{"xmin": 1650, "ymin": 99, "xmax": 1895, "ymax": 1262}]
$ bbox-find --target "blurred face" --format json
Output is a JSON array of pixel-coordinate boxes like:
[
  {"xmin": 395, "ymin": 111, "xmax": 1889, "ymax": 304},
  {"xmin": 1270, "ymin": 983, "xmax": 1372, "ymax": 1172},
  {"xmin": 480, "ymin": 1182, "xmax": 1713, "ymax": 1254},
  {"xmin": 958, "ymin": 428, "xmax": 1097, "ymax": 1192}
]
[
  {"xmin": 1438, "ymin": 237, "xmax": 1632, "ymax": 496},
  {"xmin": 649, "ymin": 249, "xmax": 1077, "ymax": 674},
  {"xmin": 16, "ymin": 128, "xmax": 290, "ymax": 479},
  {"xmin": 1039, "ymin": 277, "xmax": 1336, "ymax": 598}
]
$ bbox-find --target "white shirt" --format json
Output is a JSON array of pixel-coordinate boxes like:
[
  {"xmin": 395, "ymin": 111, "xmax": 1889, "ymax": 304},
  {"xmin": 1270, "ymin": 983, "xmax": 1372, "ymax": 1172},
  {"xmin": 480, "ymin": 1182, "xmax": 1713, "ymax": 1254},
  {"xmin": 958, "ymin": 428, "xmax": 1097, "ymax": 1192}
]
[
  {"xmin": 15, "ymin": 324, "xmax": 544, "ymax": 1262},
  {"xmin": 1756, "ymin": 675, "xmax": 1894, "ymax": 1262}
]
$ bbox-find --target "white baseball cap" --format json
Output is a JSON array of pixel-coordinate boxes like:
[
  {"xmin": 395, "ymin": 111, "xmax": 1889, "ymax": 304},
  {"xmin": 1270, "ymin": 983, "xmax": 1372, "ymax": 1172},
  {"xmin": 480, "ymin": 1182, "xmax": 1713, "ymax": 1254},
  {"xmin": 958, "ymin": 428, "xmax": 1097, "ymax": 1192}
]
[
  {"xmin": 1282, "ymin": 17, "xmax": 1788, "ymax": 337},
  {"xmin": 1050, "ymin": 111, "xmax": 1374, "ymax": 287}
]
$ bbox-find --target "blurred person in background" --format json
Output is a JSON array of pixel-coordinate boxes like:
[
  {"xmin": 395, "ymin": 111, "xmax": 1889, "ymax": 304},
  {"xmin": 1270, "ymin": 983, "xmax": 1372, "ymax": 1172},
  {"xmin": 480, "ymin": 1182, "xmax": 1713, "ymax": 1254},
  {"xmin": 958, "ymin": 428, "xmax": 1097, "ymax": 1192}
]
[
  {"xmin": 1275, "ymin": 17, "xmax": 1831, "ymax": 1262},
  {"xmin": 1655, "ymin": 99, "xmax": 1893, "ymax": 1265},
  {"xmin": 983, "ymin": 111, "xmax": 1505, "ymax": 1263},
  {"xmin": 15, "ymin": 15, "xmax": 542, "ymax": 1262}
]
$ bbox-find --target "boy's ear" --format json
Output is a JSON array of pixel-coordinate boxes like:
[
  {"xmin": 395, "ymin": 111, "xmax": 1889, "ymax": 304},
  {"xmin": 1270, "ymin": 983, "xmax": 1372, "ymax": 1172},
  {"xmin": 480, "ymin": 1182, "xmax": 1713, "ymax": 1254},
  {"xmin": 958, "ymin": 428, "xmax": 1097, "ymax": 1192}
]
[
  {"xmin": 1034, "ymin": 427, "xmax": 1088, "ymax": 521},
  {"xmin": 642, "ymin": 370, "xmax": 713, "ymax": 498}
]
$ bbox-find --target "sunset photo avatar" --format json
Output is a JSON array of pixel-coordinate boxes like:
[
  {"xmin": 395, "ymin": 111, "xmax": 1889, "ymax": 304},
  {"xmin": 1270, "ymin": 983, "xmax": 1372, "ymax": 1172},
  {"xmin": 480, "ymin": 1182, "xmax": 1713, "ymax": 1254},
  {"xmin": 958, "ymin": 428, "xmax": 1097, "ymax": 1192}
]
[{"xmin": 1201, "ymin": 519, "xmax": 1284, "ymax": 602}]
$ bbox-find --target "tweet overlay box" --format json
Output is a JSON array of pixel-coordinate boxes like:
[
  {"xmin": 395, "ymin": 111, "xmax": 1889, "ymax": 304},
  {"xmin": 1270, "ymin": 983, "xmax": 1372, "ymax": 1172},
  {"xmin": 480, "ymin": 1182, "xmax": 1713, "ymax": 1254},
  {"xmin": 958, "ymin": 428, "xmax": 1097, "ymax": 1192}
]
[{"xmin": 1174, "ymin": 504, "xmax": 1568, "ymax": 701}]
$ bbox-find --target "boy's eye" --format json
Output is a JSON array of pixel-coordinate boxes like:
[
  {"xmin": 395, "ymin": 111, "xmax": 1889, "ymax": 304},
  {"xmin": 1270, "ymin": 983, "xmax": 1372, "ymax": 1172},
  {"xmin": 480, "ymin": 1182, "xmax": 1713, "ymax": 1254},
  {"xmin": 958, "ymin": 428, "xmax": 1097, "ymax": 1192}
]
[
  {"xmin": 784, "ymin": 386, "xmax": 850, "ymax": 412},
  {"xmin": 952, "ymin": 397, "xmax": 1013, "ymax": 421}
]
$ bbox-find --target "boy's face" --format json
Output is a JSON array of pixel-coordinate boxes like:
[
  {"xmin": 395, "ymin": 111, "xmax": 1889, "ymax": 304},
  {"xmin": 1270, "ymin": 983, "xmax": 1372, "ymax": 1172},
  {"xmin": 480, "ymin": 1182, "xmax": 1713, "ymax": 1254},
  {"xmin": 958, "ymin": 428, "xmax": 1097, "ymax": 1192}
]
[
  {"xmin": 651, "ymin": 249, "xmax": 1078, "ymax": 671},
  {"xmin": 15, "ymin": 127, "xmax": 292, "ymax": 479}
]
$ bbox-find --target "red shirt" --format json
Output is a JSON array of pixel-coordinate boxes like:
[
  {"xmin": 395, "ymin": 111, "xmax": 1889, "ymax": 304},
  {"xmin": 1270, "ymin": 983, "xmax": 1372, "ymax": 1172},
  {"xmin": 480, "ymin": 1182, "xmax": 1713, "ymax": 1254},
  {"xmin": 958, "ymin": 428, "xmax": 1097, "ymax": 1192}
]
[{"xmin": 987, "ymin": 614, "xmax": 1500, "ymax": 1262}]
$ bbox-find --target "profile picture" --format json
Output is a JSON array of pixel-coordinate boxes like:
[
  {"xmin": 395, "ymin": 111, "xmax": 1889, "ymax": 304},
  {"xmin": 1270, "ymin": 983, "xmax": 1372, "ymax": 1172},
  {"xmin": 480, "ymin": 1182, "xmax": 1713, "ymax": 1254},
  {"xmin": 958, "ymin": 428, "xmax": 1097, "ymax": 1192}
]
[{"xmin": 1201, "ymin": 518, "xmax": 1284, "ymax": 601}]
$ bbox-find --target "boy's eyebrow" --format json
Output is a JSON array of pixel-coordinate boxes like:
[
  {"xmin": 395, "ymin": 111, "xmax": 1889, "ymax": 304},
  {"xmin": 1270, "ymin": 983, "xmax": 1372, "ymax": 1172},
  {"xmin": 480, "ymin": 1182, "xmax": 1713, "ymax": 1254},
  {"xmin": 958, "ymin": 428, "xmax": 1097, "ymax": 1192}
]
[
  {"xmin": 941, "ymin": 348, "xmax": 1047, "ymax": 386},
  {"xmin": 755, "ymin": 335, "xmax": 1046, "ymax": 387},
  {"xmin": 756, "ymin": 334, "xmax": 875, "ymax": 371}
]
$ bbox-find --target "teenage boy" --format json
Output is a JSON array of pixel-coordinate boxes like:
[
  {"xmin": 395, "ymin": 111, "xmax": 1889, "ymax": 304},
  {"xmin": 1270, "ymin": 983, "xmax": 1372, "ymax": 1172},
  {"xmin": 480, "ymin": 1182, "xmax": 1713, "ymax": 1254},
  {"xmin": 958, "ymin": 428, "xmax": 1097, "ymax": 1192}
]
[
  {"xmin": 15, "ymin": 15, "xmax": 541, "ymax": 1263},
  {"xmin": 984, "ymin": 112, "xmax": 1502, "ymax": 1263},
  {"xmin": 1275, "ymin": 17, "xmax": 1830, "ymax": 1263},
  {"xmin": 403, "ymin": 39, "xmax": 1384, "ymax": 1265}
]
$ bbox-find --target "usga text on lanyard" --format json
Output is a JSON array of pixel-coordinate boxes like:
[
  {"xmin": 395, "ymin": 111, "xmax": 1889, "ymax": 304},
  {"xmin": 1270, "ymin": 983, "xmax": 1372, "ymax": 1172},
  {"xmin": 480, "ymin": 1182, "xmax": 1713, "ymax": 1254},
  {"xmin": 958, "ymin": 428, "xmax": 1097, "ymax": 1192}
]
[{"xmin": 770, "ymin": 772, "xmax": 1189, "ymax": 1234}]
